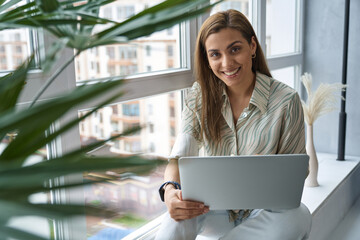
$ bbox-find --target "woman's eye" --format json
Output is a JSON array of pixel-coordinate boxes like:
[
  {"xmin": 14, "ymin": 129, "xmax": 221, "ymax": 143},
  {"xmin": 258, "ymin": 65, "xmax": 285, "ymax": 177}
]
[
  {"xmin": 231, "ymin": 47, "xmax": 240, "ymax": 53},
  {"xmin": 210, "ymin": 52, "xmax": 219, "ymax": 57}
]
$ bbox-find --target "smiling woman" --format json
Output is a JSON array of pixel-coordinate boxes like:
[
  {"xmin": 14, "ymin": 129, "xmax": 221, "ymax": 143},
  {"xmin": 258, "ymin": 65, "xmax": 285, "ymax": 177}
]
[
  {"xmin": 194, "ymin": 10, "xmax": 270, "ymax": 142},
  {"xmin": 155, "ymin": 9, "xmax": 312, "ymax": 240},
  {"xmin": 205, "ymin": 28, "xmax": 256, "ymax": 123}
]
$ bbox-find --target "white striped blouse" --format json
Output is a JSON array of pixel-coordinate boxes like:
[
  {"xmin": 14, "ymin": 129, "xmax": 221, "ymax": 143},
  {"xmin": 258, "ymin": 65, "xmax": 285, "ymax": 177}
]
[{"xmin": 170, "ymin": 72, "xmax": 305, "ymax": 159}]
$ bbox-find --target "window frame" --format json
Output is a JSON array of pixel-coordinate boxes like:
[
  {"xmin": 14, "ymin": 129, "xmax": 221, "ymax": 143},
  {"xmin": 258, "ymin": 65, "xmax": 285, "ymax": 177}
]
[
  {"xmin": 264, "ymin": 0, "xmax": 304, "ymax": 90},
  {"xmin": 53, "ymin": 17, "xmax": 199, "ymax": 240}
]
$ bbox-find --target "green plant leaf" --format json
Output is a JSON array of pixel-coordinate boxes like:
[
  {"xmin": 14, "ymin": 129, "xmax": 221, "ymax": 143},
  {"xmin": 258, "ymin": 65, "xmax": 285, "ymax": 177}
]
[
  {"xmin": 0, "ymin": 79, "xmax": 125, "ymax": 162},
  {"xmin": 35, "ymin": 0, "xmax": 60, "ymax": 13},
  {"xmin": 0, "ymin": 0, "xmax": 23, "ymax": 14},
  {"xmin": 65, "ymin": 125, "xmax": 142, "ymax": 158},
  {"xmin": 41, "ymin": 38, "xmax": 70, "ymax": 72},
  {"xmin": 0, "ymin": 155, "xmax": 164, "ymax": 189},
  {"xmin": 0, "ymin": 56, "xmax": 34, "ymax": 114},
  {"xmin": 0, "ymin": 225, "xmax": 47, "ymax": 240}
]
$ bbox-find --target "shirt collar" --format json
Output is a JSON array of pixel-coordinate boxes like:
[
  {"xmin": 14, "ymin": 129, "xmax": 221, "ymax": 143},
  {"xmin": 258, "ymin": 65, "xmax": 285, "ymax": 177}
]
[{"xmin": 221, "ymin": 72, "xmax": 270, "ymax": 115}]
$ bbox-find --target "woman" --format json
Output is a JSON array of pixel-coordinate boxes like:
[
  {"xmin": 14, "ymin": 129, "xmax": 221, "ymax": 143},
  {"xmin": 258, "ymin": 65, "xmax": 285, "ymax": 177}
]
[{"xmin": 155, "ymin": 9, "xmax": 311, "ymax": 240}]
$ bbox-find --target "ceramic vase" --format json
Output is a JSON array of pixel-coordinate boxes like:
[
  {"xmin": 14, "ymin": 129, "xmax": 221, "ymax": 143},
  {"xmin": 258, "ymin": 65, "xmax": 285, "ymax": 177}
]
[{"xmin": 305, "ymin": 124, "xmax": 319, "ymax": 187}]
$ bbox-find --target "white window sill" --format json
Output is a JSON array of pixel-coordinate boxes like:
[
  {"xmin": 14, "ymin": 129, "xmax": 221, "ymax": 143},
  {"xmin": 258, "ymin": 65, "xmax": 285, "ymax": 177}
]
[
  {"xmin": 301, "ymin": 152, "xmax": 360, "ymax": 215},
  {"xmin": 302, "ymin": 152, "xmax": 360, "ymax": 240}
]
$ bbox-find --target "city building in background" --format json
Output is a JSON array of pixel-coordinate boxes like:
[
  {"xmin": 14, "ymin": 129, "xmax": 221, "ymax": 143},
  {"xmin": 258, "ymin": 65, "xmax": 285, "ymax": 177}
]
[
  {"xmin": 0, "ymin": 29, "xmax": 30, "ymax": 71},
  {"xmin": 74, "ymin": 0, "xmax": 179, "ymax": 81}
]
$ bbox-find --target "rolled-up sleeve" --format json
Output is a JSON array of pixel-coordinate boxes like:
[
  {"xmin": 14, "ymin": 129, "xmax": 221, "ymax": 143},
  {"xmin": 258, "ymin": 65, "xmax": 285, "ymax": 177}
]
[
  {"xmin": 169, "ymin": 83, "xmax": 202, "ymax": 160},
  {"xmin": 277, "ymin": 92, "xmax": 306, "ymax": 154},
  {"xmin": 169, "ymin": 133, "xmax": 199, "ymax": 159}
]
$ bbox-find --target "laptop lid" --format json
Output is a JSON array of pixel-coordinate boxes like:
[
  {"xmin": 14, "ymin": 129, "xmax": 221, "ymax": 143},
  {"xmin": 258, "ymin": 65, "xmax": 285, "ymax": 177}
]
[{"xmin": 178, "ymin": 154, "xmax": 309, "ymax": 210}]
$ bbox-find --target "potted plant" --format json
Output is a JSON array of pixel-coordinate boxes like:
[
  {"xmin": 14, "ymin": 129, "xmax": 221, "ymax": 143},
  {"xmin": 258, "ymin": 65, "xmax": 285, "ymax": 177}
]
[{"xmin": 0, "ymin": 0, "xmax": 220, "ymax": 238}]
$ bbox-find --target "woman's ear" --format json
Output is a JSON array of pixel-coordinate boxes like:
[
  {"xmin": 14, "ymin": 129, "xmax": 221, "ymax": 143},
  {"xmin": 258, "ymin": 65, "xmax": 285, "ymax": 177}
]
[{"xmin": 251, "ymin": 36, "xmax": 257, "ymax": 55}]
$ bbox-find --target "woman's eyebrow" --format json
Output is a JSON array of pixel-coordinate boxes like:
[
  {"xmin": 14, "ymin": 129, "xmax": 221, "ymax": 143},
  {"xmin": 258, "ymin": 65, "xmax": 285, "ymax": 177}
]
[
  {"xmin": 227, "ymin": 41, "xmax": 243, "ymax": 49},
  {"xmin": 207, "ymin": 40, "xmax": 243, "ymax": 53}
]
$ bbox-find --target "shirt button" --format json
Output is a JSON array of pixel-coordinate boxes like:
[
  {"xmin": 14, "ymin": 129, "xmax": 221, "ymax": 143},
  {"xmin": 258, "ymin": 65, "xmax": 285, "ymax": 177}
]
[{"xmin": 241, "ymin": 112, "xmax": 248, "ymax": 118}]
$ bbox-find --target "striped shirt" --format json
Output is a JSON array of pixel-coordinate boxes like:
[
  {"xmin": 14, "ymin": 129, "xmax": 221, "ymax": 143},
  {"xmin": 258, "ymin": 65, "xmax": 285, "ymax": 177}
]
[
  {"xmin": 176, "ymin": 72, "xmax": 306, "ymax": 157},
  {"xmin": 170, "ymin": 72, "xmax": 306, "ymax": 222}
]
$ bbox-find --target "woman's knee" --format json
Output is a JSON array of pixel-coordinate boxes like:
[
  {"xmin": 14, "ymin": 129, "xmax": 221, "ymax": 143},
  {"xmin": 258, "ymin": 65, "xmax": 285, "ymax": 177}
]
[{"xmin": 271, "ymin": 203, "xmax": 312, "ymax": 239}]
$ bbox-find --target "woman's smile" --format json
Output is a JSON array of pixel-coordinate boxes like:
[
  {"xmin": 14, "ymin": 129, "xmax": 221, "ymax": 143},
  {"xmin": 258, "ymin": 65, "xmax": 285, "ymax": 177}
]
[{"xmin": 223, "ymin": 67, "xmax": 241, "ymax": 77}]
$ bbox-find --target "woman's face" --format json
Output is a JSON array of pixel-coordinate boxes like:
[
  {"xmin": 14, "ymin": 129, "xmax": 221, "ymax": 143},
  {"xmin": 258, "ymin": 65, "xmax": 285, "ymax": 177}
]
[{"xmin": 205, "ymin": 28, "xmax": 256, "ymax": 89}]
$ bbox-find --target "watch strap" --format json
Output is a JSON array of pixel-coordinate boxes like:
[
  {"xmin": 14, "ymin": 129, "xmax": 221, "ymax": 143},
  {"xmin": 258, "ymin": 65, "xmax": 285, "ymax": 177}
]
[{"xmin": 158, "ymin": 181, "xmax": 181, "ymax": 202}]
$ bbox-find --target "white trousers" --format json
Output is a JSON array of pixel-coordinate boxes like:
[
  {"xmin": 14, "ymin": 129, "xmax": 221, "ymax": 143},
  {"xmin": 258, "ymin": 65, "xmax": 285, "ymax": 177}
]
[{"xmin": 155, "ymin": 204, "xmax": 312, "ymax": 240}]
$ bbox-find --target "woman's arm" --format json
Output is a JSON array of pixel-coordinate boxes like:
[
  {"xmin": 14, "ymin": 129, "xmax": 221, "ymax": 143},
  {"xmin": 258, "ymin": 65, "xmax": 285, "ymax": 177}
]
[
  {"xmin": 163, "ymin": 158, "xmax": 209, "ymax": 221},
  {"xmin": 278, "ymin": 92, "xmax": 306, "ymax": 154}
]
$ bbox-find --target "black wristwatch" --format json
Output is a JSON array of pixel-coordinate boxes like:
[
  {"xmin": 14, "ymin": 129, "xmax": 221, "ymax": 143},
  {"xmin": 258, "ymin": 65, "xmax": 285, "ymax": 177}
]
[{"xmin": 158, "ymin": 181, "xmax": 181, "ymax": 202}]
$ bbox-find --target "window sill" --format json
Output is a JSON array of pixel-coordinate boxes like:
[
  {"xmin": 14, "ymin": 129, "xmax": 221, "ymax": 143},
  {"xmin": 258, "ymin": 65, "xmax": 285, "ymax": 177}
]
[{"xmin": 301, "ymin": 153, "xmax": 360, "ymax": 240}]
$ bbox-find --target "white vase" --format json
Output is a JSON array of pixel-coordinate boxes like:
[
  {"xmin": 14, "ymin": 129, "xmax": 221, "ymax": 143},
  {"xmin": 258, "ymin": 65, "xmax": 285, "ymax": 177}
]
[{"xmin": 305, "ymin": 124, "xmax": 319, "ymax": 187}]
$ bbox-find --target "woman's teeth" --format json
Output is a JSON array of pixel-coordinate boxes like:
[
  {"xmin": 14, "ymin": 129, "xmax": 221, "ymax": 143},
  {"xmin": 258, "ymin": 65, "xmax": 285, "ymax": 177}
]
[{"xmin": 224, "ymin": 68, "xmax": 239, "ymax": 76}]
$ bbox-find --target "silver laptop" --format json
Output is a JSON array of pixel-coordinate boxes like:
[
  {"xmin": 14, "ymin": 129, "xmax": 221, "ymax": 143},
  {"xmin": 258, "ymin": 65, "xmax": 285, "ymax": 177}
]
[{"xmin": 178, "ymin": 154, "xmax": 309, "ymax": 210}]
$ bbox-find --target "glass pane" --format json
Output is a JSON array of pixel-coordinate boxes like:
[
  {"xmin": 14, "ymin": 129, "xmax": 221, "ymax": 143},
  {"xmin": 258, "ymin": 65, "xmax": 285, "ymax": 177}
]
[
  {"xmin": 0, "ymin": 0, "xmax": 35, "ymax": 72},
  {"xmin": 79, "ymin": 91, "xmax": 182, "ymax": 238},
  {"xmin": 271, "ymin": 66, "xmax": 295, "ymax": 88},
  {"xmin": 0, "ymin": 28, "xmax": 33, "ymax": 71},
  {"xmin": 211, "ymin": 0, "xmax": 251, "ymax": 20},
  {"xmin": 75, "ymin": 0, "xmax": 181, "ymax": 81},
  {"xmin": 266, "ymin": 0, "xmax": 298, "ymax": 56}
]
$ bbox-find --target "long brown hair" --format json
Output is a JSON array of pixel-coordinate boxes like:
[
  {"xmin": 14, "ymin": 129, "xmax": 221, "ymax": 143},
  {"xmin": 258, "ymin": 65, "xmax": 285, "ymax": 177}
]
[{"xmin": 194, "ymin": 9, "xmax": 271, "ymax": 143}]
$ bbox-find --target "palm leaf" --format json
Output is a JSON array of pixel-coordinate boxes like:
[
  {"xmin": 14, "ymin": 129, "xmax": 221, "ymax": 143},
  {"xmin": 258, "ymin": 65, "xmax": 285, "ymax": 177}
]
[
  {"xmin": 0, "ymin": 56, "xmax": 34, "ymax": 114},
  {"xmin": 35, "ymin": 0, "xmax": 60, "ymax": 13},
  {"xmin": 0, "ymin": 78, "xmax": 125, "ymax": 162},
  {"xmin": 0, "ymin": 155, "xmax": 163, "ymax": 189},
  {"xmin": 0, "ymin": 225, "xmax": 47, "ymax": 240}
]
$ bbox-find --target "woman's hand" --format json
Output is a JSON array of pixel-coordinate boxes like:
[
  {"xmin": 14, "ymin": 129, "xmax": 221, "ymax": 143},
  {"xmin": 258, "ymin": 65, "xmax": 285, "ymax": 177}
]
[{"xmin": 164, "ymin": 185, "xmax": 209, "ymax": 222}]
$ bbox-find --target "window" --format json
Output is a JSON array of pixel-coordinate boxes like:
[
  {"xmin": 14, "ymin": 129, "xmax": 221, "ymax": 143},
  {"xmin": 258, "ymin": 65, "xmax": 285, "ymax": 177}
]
[
  {"xmin": 211, "ymin": 0, "xmax": 250, "ymax": 18},
  {"xmin": 103, "ymin": 7, "xmax": 113, "ymax": 20},
  {"xmin": 74, "ymin": 1, "xmax": 182, "ymax": 81},
  {"xmin": 266, "ymin": 0, "xmax": 299, "ymax": 56},
  {"xmin": 78, "ymin": 91, "xmax": 182, "ymax": 237},
  {"xmin": 167, "ymin": 45, "xmax": 174, "ymax": 57},
  {"xmin": 170, "ymin": 106, "xmax": 175, "ymax": 118},
  {"xmin": 117, "ymin": 5, "xmax": 135, "ymax": 20},
  {"xmin": 106, "ymin": 46, "xmax": 115, "ymax": 59},
  {"xmin": 45, "ymin": 0, "xmax": 304, "ymax": 239},
  {"xmin": 149, "ymin": 123, "xmax": 154, "ymax": 133},
  {"xmin": 146, "ymin": 45, "xmax": 151, "ymax": 56},
  {"xmin": 15, "ymin": 45, "xmax": 22, "ymax": 53},
  {"xmin": 266, "ymin": 0, "xmax": 303, "ymax": 88},
  {"xmin": 122, "ymin": 102, "xmax": 140, "ymax": 117},
  {"xmin": 271, "ymin": 66, "xmax": 299, "ymax": 89},
  {"xmin": 0, "ymin": 29, "xmax": 33, "ymax": 71}
]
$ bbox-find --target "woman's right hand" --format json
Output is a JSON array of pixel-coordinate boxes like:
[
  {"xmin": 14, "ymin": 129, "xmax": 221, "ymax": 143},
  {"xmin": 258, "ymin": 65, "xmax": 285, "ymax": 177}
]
[{"xmin": 164, "ymin": 185, "xmax": 209, "ymax": 222}]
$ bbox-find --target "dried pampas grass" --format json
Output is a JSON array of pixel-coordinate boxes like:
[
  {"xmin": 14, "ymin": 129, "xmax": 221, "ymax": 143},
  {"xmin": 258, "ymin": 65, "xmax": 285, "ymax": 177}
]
[{"xmin": 301, "ymin": 72, "xmax": 346, "ymax": 125}]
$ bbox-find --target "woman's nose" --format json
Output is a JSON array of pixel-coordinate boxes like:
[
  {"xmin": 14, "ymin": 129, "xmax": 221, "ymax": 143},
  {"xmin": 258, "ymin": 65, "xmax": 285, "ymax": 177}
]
[{"xmin": 222, "ymin": 55, "xmax": 234, "ymax": 68}]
